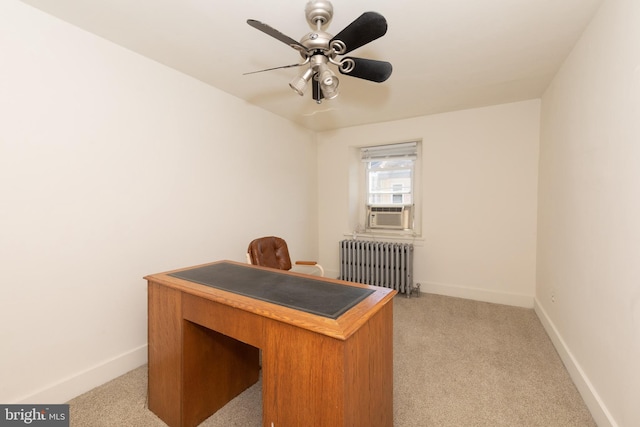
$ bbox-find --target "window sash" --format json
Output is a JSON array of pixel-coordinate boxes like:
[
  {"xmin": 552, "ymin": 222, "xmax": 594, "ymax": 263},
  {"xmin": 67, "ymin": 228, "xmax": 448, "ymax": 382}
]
[{"xmin": 361, "ymin": 142, "xmax": 417, "ymax": 162}]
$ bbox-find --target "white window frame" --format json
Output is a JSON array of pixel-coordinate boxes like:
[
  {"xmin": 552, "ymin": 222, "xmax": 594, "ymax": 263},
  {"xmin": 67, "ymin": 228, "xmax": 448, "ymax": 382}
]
[{"xmin": 358, "ymin": 141, "xmax": 422, "ymax": 236}]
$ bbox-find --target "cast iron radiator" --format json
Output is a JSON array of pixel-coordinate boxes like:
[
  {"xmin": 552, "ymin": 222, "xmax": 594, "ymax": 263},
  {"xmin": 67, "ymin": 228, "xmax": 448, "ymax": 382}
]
[{"xmin": 339, "ymin": 240, "xmax": 418, "ymax": 297}]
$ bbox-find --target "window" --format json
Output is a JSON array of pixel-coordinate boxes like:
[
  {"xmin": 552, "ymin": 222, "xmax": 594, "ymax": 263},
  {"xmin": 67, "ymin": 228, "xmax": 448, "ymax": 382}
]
[
  {"xmin": 366, "ymin": 158, "xmax": 414, "ymax": 205},
  {"xmin": 361, "ymin": 142, "xmax": 418, "ymax": 231}
]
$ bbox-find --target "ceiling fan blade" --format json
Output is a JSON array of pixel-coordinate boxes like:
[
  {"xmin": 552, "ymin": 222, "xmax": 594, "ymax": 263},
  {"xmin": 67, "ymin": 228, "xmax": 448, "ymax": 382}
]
[
  {"xmin": 330, "ymin": 12, "xmax": 388, "ymax": 55},
  {"xmin": 243, "ymin": 62, "xmax": 306, "ymax": 75},
  {"xmin": 338, "ymin": 57, "xmax": 392, "ymax": 83},
  {"xmin": 247, "ymin": 19, "xmax": 307, "ymax": 52}
]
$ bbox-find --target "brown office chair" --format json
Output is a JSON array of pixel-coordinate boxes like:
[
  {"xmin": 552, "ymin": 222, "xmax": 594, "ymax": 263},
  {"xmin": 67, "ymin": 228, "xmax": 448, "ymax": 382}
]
[{"xmin": 246, "ymin": 236, "xmax": 324, "ymax": 276}]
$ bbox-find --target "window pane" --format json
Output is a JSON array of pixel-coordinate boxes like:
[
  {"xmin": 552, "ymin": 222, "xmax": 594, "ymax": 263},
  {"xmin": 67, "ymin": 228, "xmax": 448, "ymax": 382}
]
[{"xmin": 367, "ymin": 159, "xmax": 413, "ymax": 205}]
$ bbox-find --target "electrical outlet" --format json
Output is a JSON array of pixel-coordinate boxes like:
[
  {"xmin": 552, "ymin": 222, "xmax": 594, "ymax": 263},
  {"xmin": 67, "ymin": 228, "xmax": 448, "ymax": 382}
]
[{"xmin": 551, "ymin": 293, "xmax": 555, "ymax": 303}]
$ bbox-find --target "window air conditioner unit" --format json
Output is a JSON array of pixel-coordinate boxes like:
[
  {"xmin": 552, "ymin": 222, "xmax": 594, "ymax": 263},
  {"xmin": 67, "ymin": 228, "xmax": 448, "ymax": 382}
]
[{"xmin": 367, "ymin": 205, "xmax": 413, "ymax": 230}]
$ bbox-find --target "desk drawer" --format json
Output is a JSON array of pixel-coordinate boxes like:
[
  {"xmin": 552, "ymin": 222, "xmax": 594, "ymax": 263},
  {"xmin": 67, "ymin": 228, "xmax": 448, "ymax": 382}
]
[{"xmin": 182, "ymin": 293, "xmax": 264, "ymax": 348}]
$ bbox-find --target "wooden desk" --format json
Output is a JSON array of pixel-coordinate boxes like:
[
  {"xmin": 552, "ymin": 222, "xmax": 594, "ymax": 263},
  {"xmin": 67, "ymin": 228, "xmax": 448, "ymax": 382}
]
[{"xmin": 145, "ymin": 260, "xmax": 396, "ymax": 427}]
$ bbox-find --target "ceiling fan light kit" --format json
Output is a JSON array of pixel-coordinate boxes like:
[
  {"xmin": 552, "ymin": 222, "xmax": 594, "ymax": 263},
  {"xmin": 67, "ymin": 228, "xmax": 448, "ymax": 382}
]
[{"xmin": 246, "ymin": 0, "xmax": 392, "ymax": 104}]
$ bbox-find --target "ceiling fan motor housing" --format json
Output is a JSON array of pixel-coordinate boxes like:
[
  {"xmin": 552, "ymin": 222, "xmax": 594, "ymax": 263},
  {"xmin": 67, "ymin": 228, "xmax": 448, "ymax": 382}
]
[{"xmin": 300, "ymin": 30, "xmax": 332, "ymax": 51}]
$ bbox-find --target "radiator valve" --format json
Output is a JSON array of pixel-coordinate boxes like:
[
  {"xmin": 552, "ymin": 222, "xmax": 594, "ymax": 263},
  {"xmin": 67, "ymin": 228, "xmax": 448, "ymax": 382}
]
[{"xmin": 407, "ymin": 283, "xmax": 421, "ymax": 298}]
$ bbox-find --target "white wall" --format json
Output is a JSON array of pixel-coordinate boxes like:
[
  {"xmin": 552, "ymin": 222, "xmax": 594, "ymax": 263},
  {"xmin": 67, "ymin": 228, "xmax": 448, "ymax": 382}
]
[
  {"xmin": 6, "ymin": 3, "xmax": 636, "ymax": 424},
  {"xmin": 0, "ymin": 1, "xmax": 317, "ymax": 403},
  {"xmin": 317, "ymin": 100, "xmax": 540, "ymax": 308},
  {"xmin": 536, "ymin": 0, "xmax": 640, "ymax": 425}
]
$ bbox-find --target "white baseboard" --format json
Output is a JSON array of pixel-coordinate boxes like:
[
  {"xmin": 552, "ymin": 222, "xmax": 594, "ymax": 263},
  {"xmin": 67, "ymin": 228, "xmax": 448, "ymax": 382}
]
[
  {"xmin": 16, "ymin": 344, "xmax": 148, "ymax": 404},
  {"xmin": 534, "ymin": 299, "xmax": 617, "ymax": 427},
  {"xmin": 325, "ymin": 270, "xmax": 535, "ymax": 308},
  {"xmin": 418, "ymin": 280, "xmax": 535, "ymax": 308}
]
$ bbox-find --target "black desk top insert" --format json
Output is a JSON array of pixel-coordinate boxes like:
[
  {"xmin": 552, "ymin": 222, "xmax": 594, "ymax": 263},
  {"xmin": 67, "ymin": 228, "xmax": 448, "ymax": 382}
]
[{"xmin": 169, "ymin": 262, "xmax": 374, "ymax": 319}]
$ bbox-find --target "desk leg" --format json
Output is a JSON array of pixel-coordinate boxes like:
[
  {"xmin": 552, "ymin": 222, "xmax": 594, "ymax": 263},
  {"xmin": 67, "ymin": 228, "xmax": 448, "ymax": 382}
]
[
  {"xmin": 261, "ymin": 303, "xmax": 394, "ymax": 427},
  {"xmin": 262, "ymin": 324, "xmax": 340, "ymax": 426},
  {"xmin": 148, "ymin": 282, "xmax": 183, "ymax": 427}
]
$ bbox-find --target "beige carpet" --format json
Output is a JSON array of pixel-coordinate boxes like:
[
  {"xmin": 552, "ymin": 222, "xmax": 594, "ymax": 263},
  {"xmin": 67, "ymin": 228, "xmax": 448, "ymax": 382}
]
[{"xmin": 67, "ymin": 294, "xmax": 596, "ymax": 426}]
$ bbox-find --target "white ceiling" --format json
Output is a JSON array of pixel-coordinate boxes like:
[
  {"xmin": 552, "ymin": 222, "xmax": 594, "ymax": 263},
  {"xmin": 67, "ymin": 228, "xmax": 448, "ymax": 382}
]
[{"xmin": 20, "ymin": 0, "xmax": 602, "ymax": 132}]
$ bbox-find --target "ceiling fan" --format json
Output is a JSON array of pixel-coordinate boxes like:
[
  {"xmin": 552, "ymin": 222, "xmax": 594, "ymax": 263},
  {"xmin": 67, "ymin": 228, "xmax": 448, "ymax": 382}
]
[{"xmin": 246, "ymin": 0, "xmax": 392, "ymax": 104}]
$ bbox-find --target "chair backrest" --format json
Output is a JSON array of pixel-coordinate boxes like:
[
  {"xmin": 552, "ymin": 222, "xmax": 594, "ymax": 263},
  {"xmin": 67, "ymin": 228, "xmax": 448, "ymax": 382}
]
[{"xmin": 247, "ymin": 236, "xmax": 292, "ymax": 271}]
